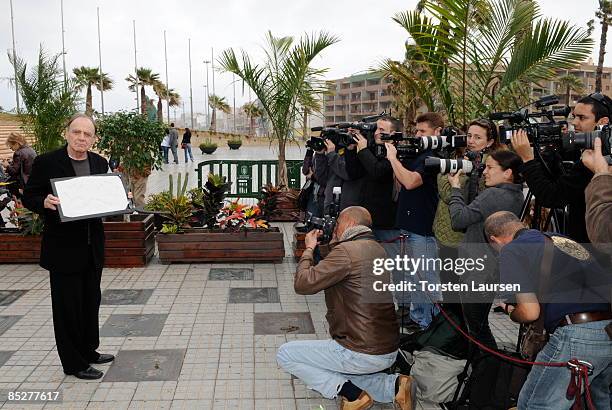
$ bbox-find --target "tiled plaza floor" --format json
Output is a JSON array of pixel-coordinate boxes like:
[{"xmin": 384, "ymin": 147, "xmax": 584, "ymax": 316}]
[{"xmin": 0, "ymin": 222, "xmax": 518, "ymax": 409}]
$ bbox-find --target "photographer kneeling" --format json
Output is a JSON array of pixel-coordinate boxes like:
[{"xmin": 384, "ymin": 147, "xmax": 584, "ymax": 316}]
[{"xmin": 277, "ymin": 206, "xmax": 415, "ymax": 410}]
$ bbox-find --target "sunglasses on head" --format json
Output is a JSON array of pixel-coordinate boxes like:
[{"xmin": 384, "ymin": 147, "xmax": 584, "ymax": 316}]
[{"xmin": 587, "ymin": 92, "xmax": 612, "ymax": 116}]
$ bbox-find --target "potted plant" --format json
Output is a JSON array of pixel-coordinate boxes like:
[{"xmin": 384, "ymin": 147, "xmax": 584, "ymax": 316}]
[
  {"xmin": 96, "ymin": 111, "xmax": 165, "ymax": 209},
  {"xmin": 155, "ymin": 173, "xmax": 284, "ymax": 264},
  {"xmin": 227, "ymin": 137, "xmax": 242, "ymax": 150},
  {"xmin": 199, "ymin": 139, "xmax": 217, "ymax": 155},
  {"xmin": 0, "ymin": 202, "xmax": 43, "ymax": 263},
  {"xmin": 258, "ymin": 184, "xmax": 301, "ymax": 222}
]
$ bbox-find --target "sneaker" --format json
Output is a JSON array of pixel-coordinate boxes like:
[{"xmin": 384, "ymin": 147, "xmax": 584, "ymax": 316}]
[
  {"xmin": 394, "ymin": 375, "xmax": 416, "ymax": 410},
  {"xmin": 340, "ymin": 391, "xmax": 373, "ymax": 410}
]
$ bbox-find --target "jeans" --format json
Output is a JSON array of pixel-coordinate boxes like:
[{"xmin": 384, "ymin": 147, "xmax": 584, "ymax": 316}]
[
  {"xmin": 162, "ymin": 146, "xmax": 169, "ymax": 164},
  {"xmin": 170, "ymin": 145, "xmax": 178, "ymax": 163},
  {"xmin": 518, "ymin": 320, "xmax": 612, "ymax": 410},
  {"xmin": 277, "ymin": 339, "xmax": 399, "ymax": 403},
  {"xmin": 183, "ymin": 143, "xmax": 194, "ymax": 162},
  {"xmin": 384, "ymin": 229, "xmax": 441, "ymax": 328}
]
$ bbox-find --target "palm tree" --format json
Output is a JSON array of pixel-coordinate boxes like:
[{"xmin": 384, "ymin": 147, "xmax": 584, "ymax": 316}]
[
  {"xmin": 219, "ymin": 31, "xmax": 338, "ymax": 187},
  {"xmin": 208, "ymin": 94, "xmax": 231, "ymax": 132},
  {"xmin": 389, "ymin": 0, "xmax": 593, "ymax": 128},
  {"xmin": 73, "ymin": 66, "xmax": 113, "ymax": 116},
  {"xmin": 595, "ymin": 0, "xmax": 612, "ymax": 92},
  {"xmin": 152, "ymin": 83, "xmax": 180, "ymax": 123},
  {"xmin": 242, "ymin": 101, "xmax": 264, "ymax": 136},
  {"xmin": 9, "ymin": 47, "xmax": 79, "ymax": 154},
  {"xmin": 558, "ymin": 74, "xmax": 585, "ymax": 106},
  {"xmin": 126, "ymin": 67, "xmax": 160, "ymax": 115}
]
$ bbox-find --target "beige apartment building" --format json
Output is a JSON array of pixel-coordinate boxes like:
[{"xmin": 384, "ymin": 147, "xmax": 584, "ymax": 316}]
[
  {"xmin": 531, "ymin": 58, "xmax": 612, "ymax": 106},
  {"xmin": 323, "ymin": 72, "xmax": 394, "ymax": 126}
]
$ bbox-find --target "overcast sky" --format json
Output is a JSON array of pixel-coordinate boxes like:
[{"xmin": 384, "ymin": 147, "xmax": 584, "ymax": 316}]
[{"xmin": 0, "ymin": 0, "xmax": 609, "ymax": 116}]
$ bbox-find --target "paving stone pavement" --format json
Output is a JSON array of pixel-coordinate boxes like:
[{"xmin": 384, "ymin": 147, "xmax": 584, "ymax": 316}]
[{"xmin": 0, "ymin": 222, "xmax": 518, "ymax": 409}]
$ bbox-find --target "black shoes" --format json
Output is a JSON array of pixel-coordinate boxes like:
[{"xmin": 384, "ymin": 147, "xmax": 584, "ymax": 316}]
[
  {"xmin": 66, "ymin": 366, "xmax": 103, "ymax": 380},
  {"xmin": 92, "ymin": 353, "xmax": 115, "ymax": 364}
]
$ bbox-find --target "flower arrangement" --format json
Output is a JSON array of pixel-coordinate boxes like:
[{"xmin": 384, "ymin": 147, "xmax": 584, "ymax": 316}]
[
  {"xmin": 145, "ymin": 173, "xmax": 271, "ymax": 233},
  {"xmin": 217, "ymin": 201, "xmax": 269, "ymax": 230},
  {"xmin": 8, "ymin": 200, "xmax": 44, "ymax": 236}
]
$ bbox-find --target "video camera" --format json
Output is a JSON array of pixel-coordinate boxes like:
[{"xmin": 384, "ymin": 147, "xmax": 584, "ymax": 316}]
[
  {"xmin": 489, "ymin": 95, "xmax": 611, "ymax": 157},
  {"xmin": 306, "ymin": 112, "xmax": 390, "ymax": 152},
  {"xmin": 305, "ymin": 187, "xmax": 341, "ymax": 244},
  {"xmin": 375, "ymin": 128, "xmax": 467, "ymax": 161}
]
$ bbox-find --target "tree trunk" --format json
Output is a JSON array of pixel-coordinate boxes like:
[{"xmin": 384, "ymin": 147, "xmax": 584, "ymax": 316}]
[
  {"xmin": 595, "ymin": 18, "xmax": 608, "ymax": 92},
  {"xmin": 302, "ymin": 109, "xmax": 308, "ymax": 141},
  {"xmin": 140, "ymin": 86, "xmax": 147, "ymax": 115},
  {"xmin": 249, "ymin": 116, "xmax": 254, "ymax": 136},
  {"xmin": 211, "ymin": 109, "xmax": 217, "ymax": 132},
  {"xmin": 85, "ymin": 84, "xmax": 93, "ymax": 116},
  {"xmin": 157, "ymin": 98, "xmax": 163, "ymax": 122},
  {"xmin": 277, "ymin": 137, "xmax": 288, "ymax": 188},
  {"xmin": 566, "ymin": 85, "xmax": 571, "ymax": 106}
]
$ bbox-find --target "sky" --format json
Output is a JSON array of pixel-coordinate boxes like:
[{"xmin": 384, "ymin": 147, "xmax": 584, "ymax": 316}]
[{"xmin": 0, "ymin": 0, "xmax": 609, "ymax": 117}]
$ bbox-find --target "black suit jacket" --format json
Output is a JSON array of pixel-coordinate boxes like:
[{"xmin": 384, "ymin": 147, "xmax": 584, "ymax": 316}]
[{"xmin": 22, "ymin": 145, "xmax": 109, "ymax": 273}]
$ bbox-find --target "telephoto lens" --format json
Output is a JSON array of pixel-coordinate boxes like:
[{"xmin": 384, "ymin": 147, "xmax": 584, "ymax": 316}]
[
  {"xmin": 419, "ymin": 135, "xmax": 467, "ymax": 151},
  {"xmin": 424, "ymin": 157, "xmax": 474, "ymax": 174}
]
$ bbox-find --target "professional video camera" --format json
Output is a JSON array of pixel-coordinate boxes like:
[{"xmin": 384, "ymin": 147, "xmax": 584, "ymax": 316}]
[
  {"xmin": 308, "ymin": 111, "xmax": 390, "ymax": 151},
  {"xmin": 491, "ymin": 94, "xmax": 612, "ymax": 160},
  {"xmin": 305, "ymin": 187, "xmax": 341, "ymax": 244}
]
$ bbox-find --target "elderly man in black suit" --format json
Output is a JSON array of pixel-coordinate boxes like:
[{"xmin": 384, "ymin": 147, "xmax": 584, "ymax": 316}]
[{"xmin": 23, "ymin": 113, "xmax": 114, "ymax": 379}]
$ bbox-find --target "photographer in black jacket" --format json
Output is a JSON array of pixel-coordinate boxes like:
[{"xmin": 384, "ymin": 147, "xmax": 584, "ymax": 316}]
[
  {"xmin": 511, "ymin": 93, "xmax": 611, "ymax": 242},
  {"xmin": 344, "ymin": 116, "xmax": 400, "ymax": 237}
]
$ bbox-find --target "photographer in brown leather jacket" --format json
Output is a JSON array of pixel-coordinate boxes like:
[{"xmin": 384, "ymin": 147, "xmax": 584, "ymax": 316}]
[{"xmin": 277, "ymin": 206, "xmax": 416, "ymax": 410}]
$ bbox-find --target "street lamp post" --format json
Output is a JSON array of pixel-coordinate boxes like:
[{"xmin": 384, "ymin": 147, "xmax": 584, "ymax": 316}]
[
  {"xmin": 164, "ymin": 30, "xmax": 170, "ymax": 124},
  {"xmin": 188, "ymin": 38, "xmax": 194, "ymax": 129},
  {"xmin": 9, "ymin": 0, "xmax": 20, "ymax": 112},
  {"xmin": 60, "ymin": 0, "xmax": 67, "ymax": 89},
  {"xmin": 133, "ymin": 20, "xmax": 139, "ymax": 112},
  {"xmin": 203, "ymin": 60, "xmax": 210, "ymax": 129},
  {"xmin": 97, "ymin": 7, "xmax": 105, "ymax": 114}
]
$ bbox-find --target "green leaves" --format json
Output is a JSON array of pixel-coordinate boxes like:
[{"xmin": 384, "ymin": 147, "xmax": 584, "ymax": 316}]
[
  {"xmin": 387, "ymin": 0, "xmax": 593, "ymax": 127},
  {"xmin": 9, "ymin": 47, "xmax": 79, "ymax": 154},
  {"xmin": 218, "ymin": 31, "xmax": 338, "ymax": 186},
  {"xmin": 95, "ymin": 111, "xmax": 165, "ymax": 176}
]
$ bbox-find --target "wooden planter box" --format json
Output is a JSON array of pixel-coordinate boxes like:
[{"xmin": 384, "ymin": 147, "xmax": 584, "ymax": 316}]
[
  {"xmin": 157, "ymin": 227, "xmax": 285, "ymax": 264},
  {"xmin": 0, "ymin": 214, "xmax": 155, "ymax": 267},
  {"xmin": 267, "ymin": 190, "xmax": 301, "ymax": 222},
  {"xmin": 0, "ymin": 231, "xmax": 41, "ymax": 263},
  {"xmin": 103, "ymin": 214, "xmax": 156, "ymax": 268}
]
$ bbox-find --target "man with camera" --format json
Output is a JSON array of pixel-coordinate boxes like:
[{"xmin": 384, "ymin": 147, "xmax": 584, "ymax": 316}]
[
  {"xmin": 345, "ymin": 116, "xmax": 399, "ymax": 241},
  {"xmin": 511, "ymin": 93, "xmax": 612, "ymax": 242},
  {"xmin": 484, "ymin": 211, "xmax": 611, "ymax": 410},
  {"xmin": 382, "ymin": 113, "xmax": 443, "ymax": 329},
  {"xmin": 277, "ymin": 206, "xmax": 416, "ymax": 410}
]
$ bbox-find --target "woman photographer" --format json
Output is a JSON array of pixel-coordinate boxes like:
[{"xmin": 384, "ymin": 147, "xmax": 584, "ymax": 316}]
[
  {"xmin": 433, "ymin": 120, "xmax": 500, "ymax": 301},
  {"xmin": 447, "ymin": 149, "xmax": 524, "ymax": 349}
]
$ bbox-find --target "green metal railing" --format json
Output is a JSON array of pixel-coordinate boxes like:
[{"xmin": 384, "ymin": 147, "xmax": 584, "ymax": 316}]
[{"xmin": 196, "ymin": 160, "xmax": 304, "ymax": 198}]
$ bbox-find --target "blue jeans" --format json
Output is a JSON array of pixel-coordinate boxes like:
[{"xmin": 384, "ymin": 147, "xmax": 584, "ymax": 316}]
[
  {"xmin": 162, "ymin": 146, "xmax": 169, "ymax": 164},
  {"xmin": 518, "ymin": 320, "xmax": 612, "ymax": 409},
  {"xmin": 277, "ymin": 339, "xmax": 399, "ymax": 402},
  {"xmin": 183, "ymin": 143, "xmax": 193, "ymax": 162},
  {"xmin": 170, "ymin": 145, "xmax": 178, "ymax": 163},
  {"xmin": 384, "ymin": 230, "xmax": 441, "ymax": 328}
]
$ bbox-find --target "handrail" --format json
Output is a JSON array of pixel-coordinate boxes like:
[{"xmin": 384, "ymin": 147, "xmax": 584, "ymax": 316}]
[{"xmin": 196, "ymin": 159, "xmax": 305, "ymax": 198}]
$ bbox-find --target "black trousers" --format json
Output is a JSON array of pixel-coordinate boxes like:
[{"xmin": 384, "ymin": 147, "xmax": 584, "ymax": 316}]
[{"xmin": 49, "ymin": 261, "xmax": 102, "ymax": 373}]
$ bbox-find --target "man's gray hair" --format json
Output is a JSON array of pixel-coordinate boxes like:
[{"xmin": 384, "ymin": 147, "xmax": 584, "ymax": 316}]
[
  {"xmin": 65, "ymin": 113, "xmax": 96, "ymax": 133},
  {"xmin": 484, "ymin": 211, "xmax": 525, "ymax": 238}
]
